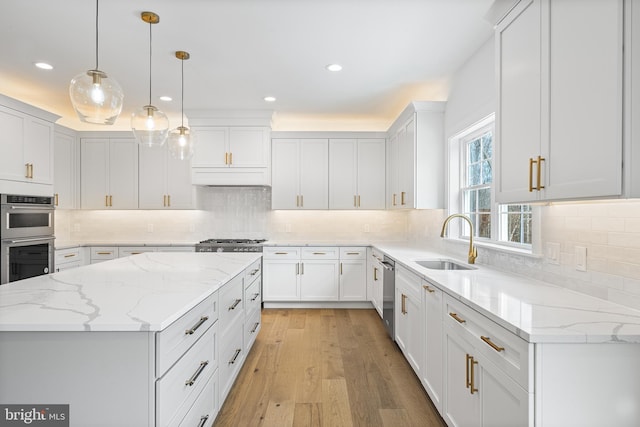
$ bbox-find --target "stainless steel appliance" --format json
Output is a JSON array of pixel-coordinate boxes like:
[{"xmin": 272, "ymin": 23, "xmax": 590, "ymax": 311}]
[
  {"xmin": 1, "ymin": 194, "xmax": 55, "ymax": 285},
  {"xmin": 195, "ymin": 239, "xmax": 266, "ymax": 253},
  {"xmin": 382, "ymin": 256, "xmax": 395, "ymax": 339}
]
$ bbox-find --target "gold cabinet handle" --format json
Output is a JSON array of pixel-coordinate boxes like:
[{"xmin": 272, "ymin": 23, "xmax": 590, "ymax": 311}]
[
  {"xmin": 423, "ymin": 284, "xmax": 435, "ymax": 293},
  {"xmin": 274, "ymin": 252, "xmax": 288, "ymax": 255},
  {"xmin": 109, "ymin": 195, "xmax": 113, "ymax": 207},
  {"xmin": 296, "ymin": 263, "xmax": 299, "ymax": 275},
  {"xmin": 481, "ymin": 336, "xmax": 505, "ymax": 352},
  {"xmin": 354, "ymin": 195, "xmax": 357, "ymax": 207},
  {"xmin": 64, "ymin": 253, "xmax": 76, "ymax": 258},
  {"xmin": 449, "ymin": 312, "xmax": 466, "ymax": 324},
  {"xmin": 25, "ymin": 163, "xmax": 30, "ymax": 178},
  {"xmin": 465, "ymin": 353, "xmax": 472, "ymax": 389},
  {"xmin": 163, "ymin": 195, "xmax": 167, "ymax": 207},
  {"xmin": 229, "ymin": 152, "xmax": 233, "ymax": 165},
  {"xmin": 167, "ymin": 194, "xmax": 171, "ymax": 207},
  {"xmin": 54, "ymin": 193, "xmax": 59, "ymax": 206},
  {"xmin": 300, "ymin": 194, "xmax": 303, "ymax": 207},
  {"xmin": 96, "ymin": 251, "xmax": 112, "ymax": 255},
  {"xmin": 537, "ymin": 155, "xmax": 545, "ymax": 191},
  {"xmin": 225, "ymin": 152, "xmax": 229, "ymax": 165},
  {"xmin": 358, "ymin": 195, "xmax": 361, "ymax": 207},
  {"xmin": 105, "ymin": 195, "xmax": 109, "ymax": 207},
  {"xmin": 373, "ymin": 267, "xmax": 378, "ymax": 281},
  {"xmin": 300, "ymin": 262, "xmax": 304, "ymax": 275},
  {"xmin": 401, "ymin": 191, "xmax": 406, "ymax": 205},
  {"xmin": 25, "ymin": 163, "xmax": 34, "ymax": 179},
  {"xmin": 470, "ymin": 355, "xmax": 478, "ymax": 394},
  {"xmin": 528, "ymin": 157, "xmax": 535, "ymax": 192},
  {"xmin": 401, "ymin": 293, "xmax": 407, "ymax": 314},
  {"xmin": 392, "ymin": 193, "xmax": 397, "ymax": 206},
  {"xmin": 340, "ymin": 262, "xmax": 343, "ymax": 275},
  {"xmin": 313, "ymin": 252, "xmax": 326, "ymax": 255},
  {"xmin": 346, "ymin": 252, "xmax": 360, "ymax": 255}
]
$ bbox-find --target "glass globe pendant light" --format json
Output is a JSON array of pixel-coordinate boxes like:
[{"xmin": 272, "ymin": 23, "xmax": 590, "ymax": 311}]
[
  {"xmin": 69, "ymin": 0, "xmax": 123, "ymax": 125},
  {"xmin": 131, "ymin": 11, "xmax": 169, "ymax": 148},
  {"xmin": 168, "ymin": 51, "xmax": 195, "ymax": 161}
]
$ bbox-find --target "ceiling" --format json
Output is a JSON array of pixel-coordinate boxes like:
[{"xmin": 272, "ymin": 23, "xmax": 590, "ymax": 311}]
[{"xmin": 0, "ymin": 0, "xmax": 494, "ymax": 132}]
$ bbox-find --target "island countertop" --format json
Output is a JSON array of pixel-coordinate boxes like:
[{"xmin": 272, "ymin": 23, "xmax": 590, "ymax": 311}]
[{"xmin": 0, "ymin": 252, "xmax": 261, "ymax": 332}]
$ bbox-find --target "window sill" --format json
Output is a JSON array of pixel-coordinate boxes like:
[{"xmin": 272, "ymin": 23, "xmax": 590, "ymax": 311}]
[{"xmin": 444, "ymin": 238, "xmax": 542, "ymax": 259}]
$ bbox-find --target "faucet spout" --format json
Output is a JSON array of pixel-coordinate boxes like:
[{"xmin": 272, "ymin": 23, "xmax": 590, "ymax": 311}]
[{"xmin": 440, "ymin": 214, "xmax": 478, "ymax": 264}]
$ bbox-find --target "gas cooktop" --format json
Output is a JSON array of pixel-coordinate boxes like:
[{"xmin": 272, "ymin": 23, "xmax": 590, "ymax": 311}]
[{"xmin": 195, "ymin": 239, "xmax": 266, "ymax": 253}]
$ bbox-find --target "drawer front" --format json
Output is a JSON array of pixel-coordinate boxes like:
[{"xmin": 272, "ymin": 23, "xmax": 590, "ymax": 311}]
[
  {"xmin": 156, "ymin": 293, "xmax": 218, "ymax": 377},
  {"xmin": 444, "ymin": 296, "xmax": 531, "ymax": 391},
  {"xmin": 244, "ymin": 276, "xmax": 261, "ymax": 315},
  {"xmin": 244, "ymin": 258, "xmax": 262, "ymax": 287},
  {"xmin": 219, "ymin": 273, "xmax": 244, "ymax": 328},
  {"xmin": 339, "ymin": 247, "xmax": 367, "ymax": 260},
  {"xmin": 263, "ymin": 247, "xmax": 300, "ymax": 260},
  {"xmin": 301, "ymin": 247, "xmax": 339, "ymax": 259},
  {"xmin": 56, "ymin": 261, "xmax": 82, "ymax": 272},
  {"xmin": 55, "ymin": 247, "xmax": 82, "ymax": 266},
  {"xmin": 90, "ymin": 247, "xmax": 117, "ymax": 262},
  {"xmin": 245, "ymin": 307, "xmax": 261, "ymax": 353},
  {"xmin": 219, "ymin": 318, "xmax": 245, "ymax": 401},
  {"xmin": 178, "ymin": 369, "xmax": 218, "ymax": 427},
  {"xmin": 157, "ymin": 324, "xmax": 217, "ymax": 427},
  {"xmin": 118, "ymin": 246, "xmax": 155, "ymax": 257}
]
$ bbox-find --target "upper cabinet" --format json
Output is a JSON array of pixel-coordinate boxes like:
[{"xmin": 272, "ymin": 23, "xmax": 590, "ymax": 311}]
[
  {"xmin": 80, "ymin": 137, "xmax": 138, "ymax": 209},
  {"xmin": 139, "ymin": 146, "xmax": 193, "ymax": 209},
  {"xmin": 53, "ymin": 126, "xmax": 79, "ymax": 209},
  {"xmin": 271, "ymin": 138, "xmax": 328, "ymax": 209},
  {"xmin": 387, "ymin": 102, "xmax": 445, "ymax": 209},
  {"xmin": 329, "ymin": 138, "xmax": 386, "ymax": 209},
  {"xmin": 0, "ymin": 94, "xmax": 59, "ymax": 196},
  {"xmin": 495, "ymin": 0, "xmax": 624, "ymax": 203}
]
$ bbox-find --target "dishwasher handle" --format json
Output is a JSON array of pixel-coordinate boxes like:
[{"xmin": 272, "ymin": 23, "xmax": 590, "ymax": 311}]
[{"xmin": 381, "ymin": 261, "xmax": 395, "ymax": 271}]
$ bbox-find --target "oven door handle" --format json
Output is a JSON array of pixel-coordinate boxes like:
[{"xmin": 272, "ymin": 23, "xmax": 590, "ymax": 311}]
[
  {"xmin": 6, "ymin": 237, "xmax": 55, "ymax": 244},
  {"xmin": 8, "ymin": 206, "xmax": 54, "ymax": 210}
]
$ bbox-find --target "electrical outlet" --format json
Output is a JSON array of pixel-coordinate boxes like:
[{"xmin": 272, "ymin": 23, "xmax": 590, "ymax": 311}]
[
  {"xmin": 147, "ymin": 223, "xmax": 154, "ymax": 233},
  {"xmin": 575, "ymin": 246, "xmax": 587, "ymax": 271},
  {"xmin": 546, "ymin": 242, "xmax": 560, "ymax": 265},
  {"xmin": 364, "ymin": 224, "xmax": 370, "ymax": 233}
]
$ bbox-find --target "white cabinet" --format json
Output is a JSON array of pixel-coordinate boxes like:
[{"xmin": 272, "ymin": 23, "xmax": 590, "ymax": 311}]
[
  {"xmin": 338, "ymin": 247, "xmax": 367, "ymax": 301},
  {"xmin": 394, "ymin": 266, "xmax": 424, "ymax": 376},
  {"xmin": 0, "ymin": 95, "xmax": 58, "ymax": 195},
  {"xmin": 90, "ymin": 247, "xmax": 117, "ymax": 263},
  {"xmin": 495, "ymin": 0, "xmax": 624, "ymax": 203},
  {"xmin": 299, "ymin": 248, "xmax": 339, "ymax": 301},
  {"xmin": 368, "ymin": 249, "xmax": 384, "ymax": 317},
  {"xmin": 329, "ymin": 138, "xmax": 385, "ymax": 209},
  {"xmin": 81, "ymin": 138, "xmax": 138, "ymax": 209},
  {"xmin": 139, "ymin": 145, "xmax": 193, "ymax": 209},
  {"xmin": 271, "ymin": 139, "xmax": 328, "ymax": 209},
  {"xmin": 53, "ymin": 126, "xmax": 78, "ymax": 209},
  {"xmin": 191, "ymin": 126, "xmax": 271, "ymax": 185},
  {"xmin": 386, "ymin": 102, "xmax": 445, "ymax": 209},
  {"xmin": 262, "ymin": 247, "xmax": 301, "ymax": 301},
  {"xmin": 421, "ymin": 280, "xmax": 443, "ymax": 413},
  {"xmin": 54, "ymin": 247, "xmax": 84, "ymax": 272}
]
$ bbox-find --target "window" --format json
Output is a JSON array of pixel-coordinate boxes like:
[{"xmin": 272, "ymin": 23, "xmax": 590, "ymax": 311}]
[{"xmin": 449, "ymin": 115, "xmax": 532, "ymax": 248}]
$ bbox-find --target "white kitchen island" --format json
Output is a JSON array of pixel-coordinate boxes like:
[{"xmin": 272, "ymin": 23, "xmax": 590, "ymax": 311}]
[{"xmin": 0, "ymin": 252, "xmax": 262, "ymax": 427}]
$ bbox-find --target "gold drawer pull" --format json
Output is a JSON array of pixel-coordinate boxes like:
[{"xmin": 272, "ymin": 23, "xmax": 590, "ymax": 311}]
[
  {"xmin": 423, "ymin": 284, "xmax": 435, "ymax": 293},
  {"xmin": 373, "ymin": 267, "xmax": 378, "ymax": 281},
  {"xmin": 64, "ymin": 254, "xmax": 76, "ymax": 258},
  {"xmin": 481, "ymin": 336, "xmax": 505, "ymax": 352},
  {"xmin": 274, "ymin": 252, "xmax": 288, "ymax": 255},
  {"xmin": 96, "ymin": 251, "xmax": 112, "ymax": 255},
  {"xmin": 401, "ymin": 294, "xmax": 407, "ymax": 314},
  {"xmin": 346, "ymin": 252, "xmax": 360, "ymax": 255},
  {"xmin": 449, "ymin": 312, "xmax": 466, "ymax": 324},
  {"xmin": 312, "ymin": 252, "xmax": 326, "ymax": 255}
]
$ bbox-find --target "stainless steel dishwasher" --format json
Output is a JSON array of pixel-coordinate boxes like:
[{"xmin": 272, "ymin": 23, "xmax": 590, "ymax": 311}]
[{"xmin": 381, "ymin": 256, "xmax": 395, "ymax": 339}]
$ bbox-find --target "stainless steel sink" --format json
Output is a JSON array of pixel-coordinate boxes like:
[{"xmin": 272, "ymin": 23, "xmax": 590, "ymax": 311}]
[{"xmin": 414, "ymin": 259, "xmax": 476, "ymax": 270}]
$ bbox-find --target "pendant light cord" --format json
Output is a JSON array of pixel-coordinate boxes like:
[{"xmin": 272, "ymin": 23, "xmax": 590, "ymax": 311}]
[
  {"xmin": 181, "ymin": 57, "xmax": 185, "ymax": 128},
  {"xmin": 95, "ymin": 0, "xmax": 99, "ymax": 70},
  {"xmin": 148, "ymin": 19, "xmax": 153, "ymax": 105}
]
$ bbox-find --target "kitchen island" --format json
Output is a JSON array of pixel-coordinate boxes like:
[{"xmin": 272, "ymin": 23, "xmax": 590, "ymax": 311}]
[{"xmin": 0, "ymin": 252, "xmax": 262, "ymax": 426}]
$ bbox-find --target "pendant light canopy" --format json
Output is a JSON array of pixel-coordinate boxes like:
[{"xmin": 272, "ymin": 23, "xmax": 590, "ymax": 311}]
[
  {"xmin": 132, "ymin": 11, "xmax": 169, "ymax": 148},
  {"xmin": 168, "ymin": 51, "xmax": 195, "ymax": 161},
  {"xmin": 69, "ymin": 0, "xmax": 123, "ymax": 125}
]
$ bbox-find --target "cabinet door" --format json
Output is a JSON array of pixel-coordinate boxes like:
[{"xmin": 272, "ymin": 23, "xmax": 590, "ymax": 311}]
[
  {"xmin": 166, "ymin": 154, "xmax": 193, "ymax": 209},
  {"xmin": 138, "ymin": 146, "xmax": 166, "ymax": 209},
  {"xmin": 109, "ymin": 139, "xmax": 138, "ymax": 209},
  {"xmin": 24, "ymin": 116, "xmax": 53, "ymax": 184},
  {"xmin": 299, "ymin": 260, "xmax": 339, "ymax": 301},
  {"xmin": 444, "ymin": 328, "xmax": 480, "ymax": 427},
  {"xmin": 81, "ymin": 139, "xmax": 110, "ymax": 209},
  {"xmin": 339, "ymin": 260, "xmax": 366, "ymax": 301},
  {"xmin": 479, "ymin": 354, "xmax": 530, "ymax": 427},
  {"xmin": 192, "ymin": 128, "xmax": 228, "ymax": 167},
  {"xmin": 328, "ymin": 139, "xmax": 357, "ymax": 209},
  {"xmin": 54, "ymin": 131, "xmax": 77, "ymax": 209},
  {"xmin": 228, "ymin": 127, "xmax": 269, "ymax": 167},
  {"xmin": 299, "ymin": 139, "xmax": 328, "ymax": 209},
  {"xmin": 271, "ymin": 139, "xmax": 300, "ymax": 209},
  {"xmin": 387, "ymin": 133, "xmax": 399, "ymax": 208},
  {"xmin": 495, "ymin": 0, "xmax": 542, "ymax": 203},
  {"xmin": 262, "ymin": 260, "xmax": 299, "ymax": 301},
  {"xmin": 422, "ymin": 282, "xmax": 443, "ymax": 412},
  {"xmin": 544, "ymin": 0, "xmax": 623, "ymax": 200},
  {"xmin": 357, "ymin": 139, "xmax": 386, "ymax": 209},
  {"xmin": 395, "ymin": 277, "xmax": 423, "ymax": 376},
  {"xmin": 398, "ymin": 119, "xmax": 415, "ymax": 208},
  {"xmin": 0, "ymin": 105, "xmax": 27, "ymax": 182}
]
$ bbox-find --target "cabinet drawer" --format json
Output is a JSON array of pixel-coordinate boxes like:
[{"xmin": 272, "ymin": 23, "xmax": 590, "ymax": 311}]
[
  {"xmin": 244, "ymin": 307, "xmax": 261, "ymax": 353},
  {"xmin": 219, "ymin": 317, "xmax": 245, "ymax": 401},
  {"xmin": 244, "ymin": 258, "xmax": 262, "ymax": 286},
  {"xmin": 444, "ymin": 296, "xmax": 532, "ymax": 391},
  {"xmin": 157, "ymin": 324, "xmax": 217, "ymax": 427},
  {"xmin": 178, "ymin": 369, "xmax": 218, "ymax": 427},
  {"xmin": 118, "ymin": 246, "xmax": 155, "ymax": 257},
  {"xmin": 301, "ymin": 247, "xmax": 339, "ymax": 259},
  {"xmin": 55, "ymin": 247, "xmax": 82, "ymax": 266},
  {"xmin": 244, "ymin": 276, "xmax": 261, "ymax": 315},
  {"xmin": 156, "ymin": 293, "xmax": 218, "ymax": 377},
  {"xmin": 339, "ymin": 247, "xmax": 366, "ymax": 260},
  {"xmin": 219, "ymin": 273, "xmax": 244, "ymax": 328},
  {"xmin": 90, "ymin": 247, "xmax": 117, "ymax": 262},
  {"xmin": 263, "ymin": 247, "xmax": 300, "ymax": 259}
]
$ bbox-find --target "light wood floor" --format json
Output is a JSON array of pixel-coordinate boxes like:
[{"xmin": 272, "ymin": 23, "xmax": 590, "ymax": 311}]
[{"xmin": 213, "ymin": 309, "xmax": 446, "ymax": 427}]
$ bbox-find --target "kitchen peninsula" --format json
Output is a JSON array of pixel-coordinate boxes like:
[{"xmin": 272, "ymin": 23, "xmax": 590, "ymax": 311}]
[{"xmin": 0, "ymin": 252, "xmax": 262, "ymax": 426}]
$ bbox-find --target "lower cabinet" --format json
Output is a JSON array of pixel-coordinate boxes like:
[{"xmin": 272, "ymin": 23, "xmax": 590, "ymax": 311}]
[
  {"xmin": 368, "ymin": 249, "xmax": 385, "ymax": 317},
  {"xmin": 421, "ymin": 280, "xmax": 443, "ymax": 413},
  {"xmin": 339, "ymin": 247, "xmax": 367, "ymax": 301},
  {"xmin": 54, "ymin": 247, "xmax": 84, "ymax": 271},
  {"xmin": 394, "ymin": 265, "xmax": 424, "ymax": 376}
]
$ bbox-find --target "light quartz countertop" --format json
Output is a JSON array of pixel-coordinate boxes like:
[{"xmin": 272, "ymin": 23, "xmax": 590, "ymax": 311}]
[
  {"xmin": 375, "ymin": 243, "xmax": 640, "ymax": 344},
  {"xmin": 54, "ymin": 241, "xmax": 197, "ymax": 250},
  {"xmin": 0, "ymin": 252, "xmax": 260, "ymax": 332}
]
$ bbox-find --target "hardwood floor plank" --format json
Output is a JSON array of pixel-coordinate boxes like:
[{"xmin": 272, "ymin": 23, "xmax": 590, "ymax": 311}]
[
  {"xmin": 262, "ymin": 399, "xmax": 296, "ymax": 427},
  {"xmin": 322, "ymin": 378, "xmax": 354, "ymax": 427},
  {"xmin": 292, "ymin": 403, "xmax": 322, "ymax": 427},
  {"xmin": 379, "ymin": 408, "xmax": 413, "ymax": 427}
]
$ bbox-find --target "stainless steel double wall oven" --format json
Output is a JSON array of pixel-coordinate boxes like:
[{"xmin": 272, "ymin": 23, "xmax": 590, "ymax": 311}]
[{"xmin": 1, "ymin": 194, "xmax": 55, "ymax": 285}]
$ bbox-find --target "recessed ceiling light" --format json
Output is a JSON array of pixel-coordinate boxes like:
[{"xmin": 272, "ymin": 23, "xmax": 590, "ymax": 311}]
[
  {"xmin": 159, "ymin": 96, "xmax": 172, "ymax": 102},
  {"xmin": 326, "ymin": 64, "xmax": 342, "ymax": 72},
  {"xmin": 264, "ymin": 96, "xmax": 276, "ymax": 102},
  {"xmin": 34, "ymin": 62, "xmax": 53, "ymax": 70}
]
